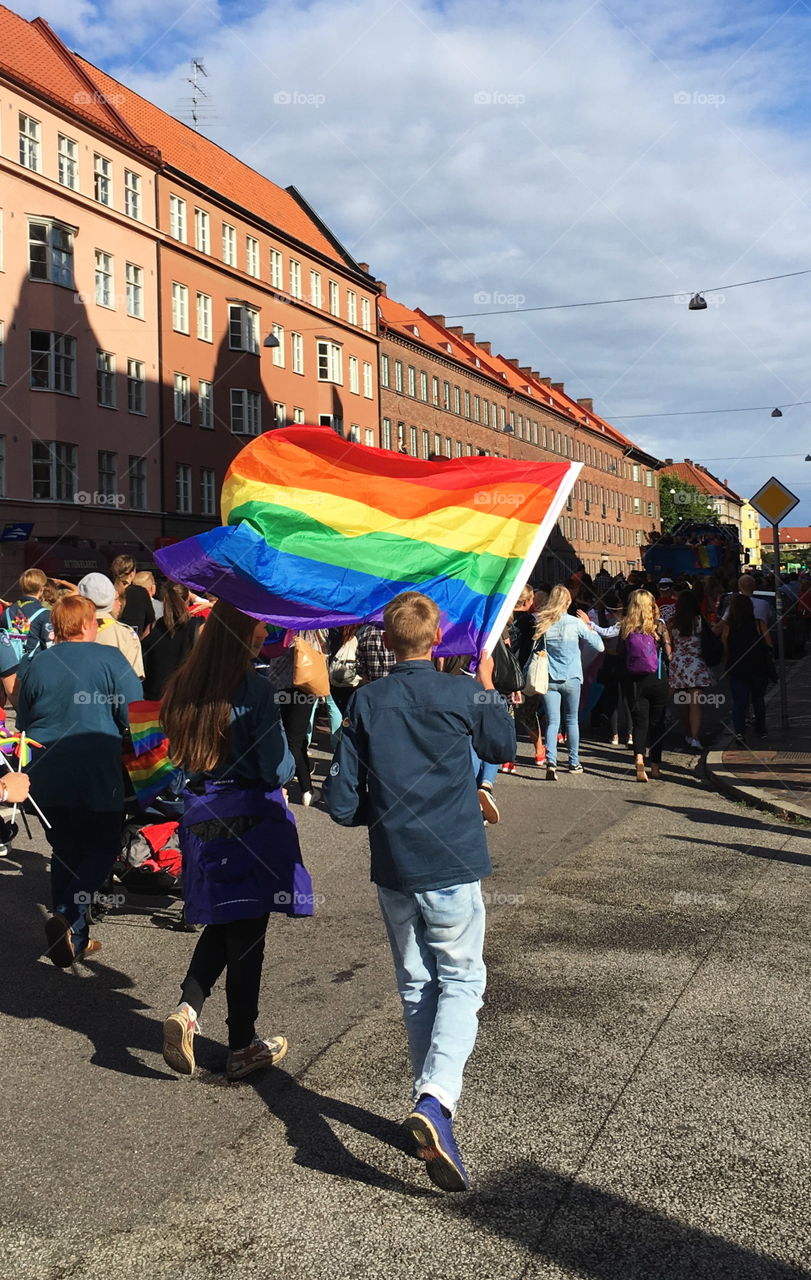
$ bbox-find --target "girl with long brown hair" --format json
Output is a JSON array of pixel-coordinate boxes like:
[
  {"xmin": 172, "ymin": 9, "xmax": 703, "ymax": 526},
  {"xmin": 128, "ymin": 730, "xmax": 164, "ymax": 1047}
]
[
  {"xmin": 160, "ymin": 601, "xmax": 310, "ymax": 1082},
  {"xmin": 141, "ymin": 581, "xmax": 203, "ymax": 700}
]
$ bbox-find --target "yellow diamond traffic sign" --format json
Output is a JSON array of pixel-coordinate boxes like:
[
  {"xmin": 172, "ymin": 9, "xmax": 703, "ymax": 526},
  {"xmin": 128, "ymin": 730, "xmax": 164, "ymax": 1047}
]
[{"xmin": 749, "ymin": 476, "xmax": 800, "ymax": 527}]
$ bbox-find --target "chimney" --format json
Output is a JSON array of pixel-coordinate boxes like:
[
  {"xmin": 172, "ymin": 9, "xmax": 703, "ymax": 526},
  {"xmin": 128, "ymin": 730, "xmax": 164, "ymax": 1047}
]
[
  {"xmin": 552, "ymin": 382, "xmax": 564, "ymax": 393},
  {"xmin": 462, "ymin": 332, "xmax": 476, "ymax": 344},
  {"xmin": 540, "ymin": 377, "xmax": 552, "ymax": 387},
  {"xmin": 506, "ymin": 358, "xmax": 521, "ymax": 368},
  {"xmin": 428, "ymin": 315, "xmax": 446, "ymax": 326},
  {"xmin": 577, "ymin": 397, "xmax": 593, "ymax": 412},
  {"xmin": 357, "ymin": 262, "xmax": 370, "ymax": 273},
  {"xmin": 685, "ymin": 458, "xmax": 693, "ymax": 465},
  {"xmin": 519, "ymin": 366, "xmax": 533, "ymax": 378},
  {"xmin": 478, "ymin": 341, "xmax": 492, "ymax": 354},
  {"xmin": 664, "ymin": 458, "xmax": 673, "ymax": 466},
  {"xmin": 446, "ymin": 326, "xmax": 464, "ymax": 336},
  {"xmin": 375, "ymin": 280, "xmax": 387, "ymax": 297}
]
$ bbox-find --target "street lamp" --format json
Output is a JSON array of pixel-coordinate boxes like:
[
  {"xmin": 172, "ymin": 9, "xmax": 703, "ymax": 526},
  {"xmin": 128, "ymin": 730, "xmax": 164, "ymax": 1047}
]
[{"xmin": 263, "ymin": 333, "xmax": 280, "ymax": 349}]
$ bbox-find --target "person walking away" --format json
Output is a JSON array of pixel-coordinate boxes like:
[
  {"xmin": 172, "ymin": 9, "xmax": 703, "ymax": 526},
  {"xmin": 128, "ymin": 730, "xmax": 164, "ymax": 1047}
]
[
  {"xmin": 666, "ymin": 589, "xmax": 715, "ymax": 750},
  {"xmin": 536, "ymin": 585, "xmax": 604, "ymax": 780},
  {"xmin": 356, "ymin": 622, "xmax": 396, "ymax": 682},
  {"xmin": 160, "ymin": 602, "xmax": 308, "ymax": 1081},
  {"xmin": 589, "ymin": 593, "xmax": 630, "ymax": 745},
  {"xmin": 141, "ymin": 582, "xmax": 204, "ymax": 700},
  {"xmin": 258, "ymin": 629, "xmax": 319, "ymax": 805},
  {"xmin": 509, "ymin": 584, "xmax": 545, "ymax": 766},
  {"xmin": 110, "ymin": 554, "xmax": 155, "ymax": 637},
  {"xmin": 78, "ymin": 573, "xmax": 144, "ymax": 681},
  {"xmin": 17, "ymin": 595, "xmax": 142, "ymax": 965},
  {"xmin": 721, "ymin": 594, "xmax": 772, "ymax": 744},
  {"xmin": 134, "ymin": 571, "xmax": 163, "ymax": 621},
  {"xmin": 324, "ymin": 592, "xmax": 515, "ymax": 1191},
  {"xmin": 0, "ymin": 568, "xmax": 54, "ymax": 705},
  {"xmin": 620, "ymin": 590, "xmax": 671, "ymax": 781}
]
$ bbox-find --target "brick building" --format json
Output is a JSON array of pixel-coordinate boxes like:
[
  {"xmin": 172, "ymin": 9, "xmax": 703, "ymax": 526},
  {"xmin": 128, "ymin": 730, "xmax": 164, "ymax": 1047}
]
[{"xmin": 378, "ymin": 292, "xmax": 660, "ymax": 581}]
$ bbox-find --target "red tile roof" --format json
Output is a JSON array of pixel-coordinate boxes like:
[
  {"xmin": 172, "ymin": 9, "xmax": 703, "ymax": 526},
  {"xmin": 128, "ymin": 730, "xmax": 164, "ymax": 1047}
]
[
  {"xmin": 661, "ymin": 460, "xmax": 742, "ymax": 503},
  {"xmin": 759, "ymin": 526, "xmax": 811, "ymax": 544}
]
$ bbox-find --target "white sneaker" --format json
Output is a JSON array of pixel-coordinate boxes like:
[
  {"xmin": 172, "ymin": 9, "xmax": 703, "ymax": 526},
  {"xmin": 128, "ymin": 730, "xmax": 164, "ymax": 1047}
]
[
  {"xmin": 301, "ymin": 788, "xmax": 320, "ymax": 807},
  {"xmin": 162, "ymin": 1003, "xmax": 200, "ymax": 1075},
  {"xmin": 0, "ymin": 844, "xmax": 8, "ymax": 858}
]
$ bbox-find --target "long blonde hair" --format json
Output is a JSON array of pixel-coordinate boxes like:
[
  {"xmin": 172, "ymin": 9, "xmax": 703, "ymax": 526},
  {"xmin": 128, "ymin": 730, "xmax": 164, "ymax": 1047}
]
[
  {"xmin": 619, "ymin": 589, "xmax": 659, "ymax": 639},
  {"xmin": 534, "ymin": 584, "xmax": 572, "ymax": 638}
]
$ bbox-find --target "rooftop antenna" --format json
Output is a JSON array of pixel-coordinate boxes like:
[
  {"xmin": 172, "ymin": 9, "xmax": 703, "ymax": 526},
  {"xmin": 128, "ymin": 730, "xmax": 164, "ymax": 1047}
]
[{"xmin": 177, "ymin": 58, "xmax": 217, "ymax": 131}]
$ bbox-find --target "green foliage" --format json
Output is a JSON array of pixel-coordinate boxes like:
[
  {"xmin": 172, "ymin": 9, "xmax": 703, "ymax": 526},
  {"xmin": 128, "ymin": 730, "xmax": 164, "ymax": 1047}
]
[{"xmin": 659, "ymin": 475, "xmax": 720, "ymax": 532}]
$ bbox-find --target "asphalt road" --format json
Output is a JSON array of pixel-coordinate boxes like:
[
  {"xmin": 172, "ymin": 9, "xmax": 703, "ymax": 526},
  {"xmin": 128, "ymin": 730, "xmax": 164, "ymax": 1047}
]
[{"xmin": 1, "ymin": 723, "xmax": 809, "ymax": 1280}]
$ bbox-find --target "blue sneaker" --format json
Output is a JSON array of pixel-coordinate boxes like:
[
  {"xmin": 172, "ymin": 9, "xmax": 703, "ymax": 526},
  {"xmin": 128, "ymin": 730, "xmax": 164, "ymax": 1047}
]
[{"xmin": 404, "ymin": 1095, "xmax": 470, "ymax": 1192}]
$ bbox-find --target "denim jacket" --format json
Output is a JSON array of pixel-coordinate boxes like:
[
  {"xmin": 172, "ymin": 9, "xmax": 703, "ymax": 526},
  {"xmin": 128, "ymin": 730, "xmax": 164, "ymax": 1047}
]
[{"xmin": 541, "ymin": 615, "xmax": 604, "ymax": 683}]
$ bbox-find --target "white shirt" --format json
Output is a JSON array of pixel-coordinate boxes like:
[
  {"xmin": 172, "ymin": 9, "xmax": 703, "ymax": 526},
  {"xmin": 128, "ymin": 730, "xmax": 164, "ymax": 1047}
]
[{"xmin": 723, "ymin": 595, "xmax": 770, "ymax": 624}]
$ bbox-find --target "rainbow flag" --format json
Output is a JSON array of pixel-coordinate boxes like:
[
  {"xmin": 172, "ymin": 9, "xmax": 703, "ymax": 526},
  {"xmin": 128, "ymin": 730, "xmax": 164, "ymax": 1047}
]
[
  {"xmin": 123, "ymin": 741, "xmax": 182, "ymax": 808},
  {"xmin": 128, "ymin": 700, "xmax": 165, "ymax": 758},
  {"xmin": 154, "ymin": 426, "xmax": 580, "ymax": 654}
]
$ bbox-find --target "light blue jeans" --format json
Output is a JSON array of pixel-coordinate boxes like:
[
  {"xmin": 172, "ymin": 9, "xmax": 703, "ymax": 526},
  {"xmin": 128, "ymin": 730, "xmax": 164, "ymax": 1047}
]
[
  {"xmin": 377, "ymin": 882, "xmax": 487, "ymax": 1114},
  {"xmin": 543, "ymin": 677, "xmax": 582, "ymax": 767},
  {"xmin": 307, "ymin": 694, "xmax": 343, "ymax": 750},
  {"xmin": 471, "ymin": 744, "xmax": 499, "ymax": 789}
]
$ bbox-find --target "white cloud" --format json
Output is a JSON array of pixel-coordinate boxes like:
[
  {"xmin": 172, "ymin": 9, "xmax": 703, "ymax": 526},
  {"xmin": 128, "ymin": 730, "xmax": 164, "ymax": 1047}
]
[{"xmin": 23, "ymin": 0, "xmax": 811, "ymax": 515}]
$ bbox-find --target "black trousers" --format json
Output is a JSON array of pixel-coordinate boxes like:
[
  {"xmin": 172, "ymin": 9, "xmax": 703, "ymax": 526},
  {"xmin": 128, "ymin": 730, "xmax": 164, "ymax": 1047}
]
[
  {"xmin": 627, "ymin": 673, "xmax": 669, "ymax": 763},
  {"xmin": 280, "ymin": 695, "xmax": 314, "ymax": 793},
  {"xmin": 181, "ymin": 913, "xmax": 269, "ymax": 1050}
]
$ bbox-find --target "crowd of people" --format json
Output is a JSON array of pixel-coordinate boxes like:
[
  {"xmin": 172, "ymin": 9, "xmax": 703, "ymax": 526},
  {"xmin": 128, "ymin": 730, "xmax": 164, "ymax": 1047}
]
[{"xmin": 0, "ymin": 549, "xmax": 796, "ymax": 1193}]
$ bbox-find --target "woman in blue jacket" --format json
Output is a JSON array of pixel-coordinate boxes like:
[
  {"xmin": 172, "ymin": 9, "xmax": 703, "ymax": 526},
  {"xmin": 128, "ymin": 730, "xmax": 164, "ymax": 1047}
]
[
  {"xmin": 160, "ymin": 601, "xmax": 311, "ymax": 1082},
  {"xmin": 535, "ymin": 584, "xmax": 604, "ymax": 780}
]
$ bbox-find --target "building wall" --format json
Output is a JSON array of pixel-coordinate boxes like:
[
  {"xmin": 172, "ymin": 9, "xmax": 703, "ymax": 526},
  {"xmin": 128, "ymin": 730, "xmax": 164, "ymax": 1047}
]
[{"xmin": 740, "ymin": 501, "xmax": 762, "ymax": 567}]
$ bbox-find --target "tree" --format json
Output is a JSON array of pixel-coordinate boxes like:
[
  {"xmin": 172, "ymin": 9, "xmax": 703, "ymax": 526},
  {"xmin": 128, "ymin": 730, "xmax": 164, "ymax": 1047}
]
[{"xmin": 659, "ymin": 475, "xmax": 720, "ymax": 532}]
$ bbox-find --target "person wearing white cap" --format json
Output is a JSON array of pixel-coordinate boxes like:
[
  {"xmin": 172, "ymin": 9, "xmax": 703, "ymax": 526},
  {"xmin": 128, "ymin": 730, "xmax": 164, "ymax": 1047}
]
[{"xmin": 77, "ymin": 573, "xmax": 144, "ymax": 680}]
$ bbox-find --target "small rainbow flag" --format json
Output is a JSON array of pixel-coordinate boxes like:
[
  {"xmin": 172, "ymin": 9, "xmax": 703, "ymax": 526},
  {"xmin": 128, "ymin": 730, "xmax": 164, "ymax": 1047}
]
[
  {"xmin": 128, "ymin": 700, "xmax": 165, "ymax": 758},
  {"xmin": 0, "ymin": 731, "xmax": 43, "ymax": 767},
  {"xmin": 123, "ymin": 741, "xmax": 182, "ymax": 808},
  {"xmin": 154, "ymin": 426, "xmax": 580, "ymax": 654}
]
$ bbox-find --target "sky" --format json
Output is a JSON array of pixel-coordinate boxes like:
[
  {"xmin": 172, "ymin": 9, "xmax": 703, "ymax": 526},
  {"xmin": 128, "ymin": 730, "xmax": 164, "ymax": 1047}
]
[{"xmin": 15, "ymin": 0, "xmax": 811, "ymax": 521}]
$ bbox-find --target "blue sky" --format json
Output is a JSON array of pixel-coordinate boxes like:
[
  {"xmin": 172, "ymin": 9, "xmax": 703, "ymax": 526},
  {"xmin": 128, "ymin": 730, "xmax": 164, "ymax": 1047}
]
[{"xmin": 14, "ymin": 0, "xmax": 811, "ymax": 519}]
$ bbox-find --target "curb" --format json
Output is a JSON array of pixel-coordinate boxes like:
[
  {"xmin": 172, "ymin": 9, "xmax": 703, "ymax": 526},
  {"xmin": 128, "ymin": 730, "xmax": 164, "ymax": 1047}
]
[{"xmin": 704, "ymin": 749, "xmax": 811, "ymax": 823}]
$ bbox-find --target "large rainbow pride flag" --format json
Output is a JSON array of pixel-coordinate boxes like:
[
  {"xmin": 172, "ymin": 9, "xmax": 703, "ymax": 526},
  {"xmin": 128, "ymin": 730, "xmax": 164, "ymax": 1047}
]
[{"xmin": 155, "ymin": 426, "xmax": 580, "ymax": 654}]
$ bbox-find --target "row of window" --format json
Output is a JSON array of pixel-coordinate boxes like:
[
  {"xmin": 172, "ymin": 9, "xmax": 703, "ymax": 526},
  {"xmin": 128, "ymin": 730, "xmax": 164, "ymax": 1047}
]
[
  {"xmin": 380, "ymin": 420, "xmax": 502, "ymax": 460},
  {"xmin": 557, "ymin": 515, "xmax": 646, "ymax": 548},
  {"xmin": 16, "ymin": 112, "xmax": 143, "ymax": 216},
  {"xmin": 28, "ymin": 441, "xmax": 149, "ymax": 509},
  {"xmin": 166, "ymin": 194, "xmax": 373, "ymax": 327}
]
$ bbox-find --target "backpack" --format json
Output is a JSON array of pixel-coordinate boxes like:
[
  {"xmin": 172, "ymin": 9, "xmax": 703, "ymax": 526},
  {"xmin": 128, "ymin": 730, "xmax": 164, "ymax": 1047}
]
[
  {"xmin": 0, "ymin": 603, "xmax": 48, "ymax": 665},
  {"xmin": 491, "ymin": 637, "xmax": 524, "ymax": 694},
  {"xmin": 329, "ymin": 636, "xmax": 362, "ymax": 688},
  {"xmin": 625, "ymin": 631, "xmax": 659, "ymax": 675}
]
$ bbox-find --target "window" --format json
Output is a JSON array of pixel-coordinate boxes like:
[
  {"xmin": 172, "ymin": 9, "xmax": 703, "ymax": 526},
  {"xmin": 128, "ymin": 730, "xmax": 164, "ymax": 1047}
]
[
  {"xmin": 309, "ymin": 270, "xmax": 322, "ymax": 307},
  {"xmin": 19, "ymin": 114, "xmax": 41, "ymax": 171},
  {"xmin": 291, "ymin": 331, "xmax": 304, "ymax": 374},
  {"xmin": 365, "ymin": 427, "xmax": 375, "ymax": 447},
  {"xmin": 474, "ymin": 395, "xmax": 480, "ymax": 422},
  {"xmin": 289, "ymin": 259, "xmax": 301, "ymax": 298},
  {"xmin": 394, "ymin": 361, "xmax": 403, "ymax": 392},
  {"xmin": 96, "ymin": 351, "xmax": 115, "ymax": 408},
  {"xmin": 382, "ymin": 418, "xmax": 392, "ymax": 450},
  {"xmin": 0, "ymin": 437, "xmax": 5, "ymax": 495},
  {"xmin": 633, "ymin": 497, "xmax": 641, "ymax": 515},
  {"xmin": 222, "ymin": 223, "xmax": 236, "ymax": 266},
  {"xmin": 432, "ymin": 376, "xmax": 439, "ymax": 406},
  {"xmin": 316, "ymin": 340, "xmax": 343, "ymax": 384},
  {"xmin": 129, "ymin": 456, "xmax": 147, "ymax": 510},
  {"xmin": 273, "ymin": 402, "xmax": 286, "ymax": 427},
  {"xmin": 32, "ymin": 442, "xmax": 77, "ymax": 501},
  {"xmin": 349, "ymin": 356, "xmax": 359, "ymax": 394},
  {"xmin": 196, "ymin": 292, "xmax": 212, "ymax": 342},
  {"xmin": 482, "ymin": 400, "xmax": 489, "ymax": 426},
  {"xmin": 30, "ymin": 332, "xmax": 76, "ymax": 394},
  {"xmin": 646, "ymin": 468, "xmax": 654, "ymax": 487},
  {"xmin": 407, "ymin": 366, "xmax": 416, "ymax": 397},
  {"xmin": 201, "ymin": 468, "xmax": 216, "ymax": 516},
  {"xmin": 422, "ymin": 429, "xmax": 430, "ymax": 460},
  {"xmin": 454, "ymin": 387, "xmax": 461, "ymax": 414},
  {"xmin": 0, "ymin": 322, "xmax": 5, "ymax": 384},
  {"xmin": 228, "ymin": 303, "xmax": 259, "ymax": 353},
  {"xmin": 176, "ymin": 464, "xmax": 192, "ymax": 514},
  {"xmin": 172, "ymin": 283, "xmax": 189, "ymax": 333},
  {"xmin": 198, "ymin": 379, "xmax": 213, "ymax": 429},
  {"xmin": 194, "ymin": 208, "xmax": 210, "ymax": 253},
  {"xmin": 94, "ymin": 154, "xmax": 112, "ymax": 205},
  {"xmin": 270, "ymin": 322, "xmax": 285, "ymax": 367},
  {"xmin": 246, "ymin": 236, "xmax": 260, "ymax": 278},
  {"xmin": 647, "ymin": 501, "xmax": 656, "ymax": 518},
  {"xmin": 168, "ymin": 194, "xmax": 187, "ymax": 241},
  {"xmin": 124, "ymin": 170, "xmax": 141, "ymax": 219},
  {"xmin": 29, "ymin": 221, "xmax": 74, "ymax": 288},
  {"xmin": 533, "ymin": 422, "xmax": 539, "ymax": 444},
  {"xmin": 95, "ymin": 251, "xmax": 114, "ymax": 308},
  {"xmin": 98, "ymin": 450, "xmax": 117, "ymax": 498},
  {"xmin": 292, "ymin": 407, "xmax": 305, "ymax": 424},
  {"xmin": 380, "ymin": 354, "xmax": 389, "ymax": 387},
  {"xmin": 443, "ymin": 382, "xmax": 451, "ymax": 410},
  {"xmin": 269, "ymin": 248, "xmax": 283, "ymax": 289},
  {"xmin": 230, "ymin": 389, "xmax": 261, "ymax": 435},
  {"xmin": 632, "ymin": 463, "xmax": 641, "ymax": 483},
  {"xmin": 58, "ymin": 135, "xmax": 79, "ymax": 189},
  {"xmin": 361, "ymin": 298, "xmax": 371, "ymax": 331},
  {"xmin": 346, "ymin": 290, "xmax": 357, "ymax": 325},
  {"xmin": 329, "ymin": 281, "xmax": 340, "ymax": 316},
  {"xmin": 127, "ymin": 359, "xmax": 145, "ymax": 415},
  {"xmin": 409, "ymin": 426, "xmax": 418, "ymax": 456},
  {"xmin": 433, "ymin": 433, "xmax": 442, "ymax": 455},
  {"xmin": 363, "ymin": 361, "xmax": 373, "ymax": 399},
  {"xmin": 445, "ymin": 436, "xmax": 452, "ymax": 457},
  {"xmin": 173, "ymin": 373, "xmax": 191, "ymax": 423},
  {"xmin": 464, "ymin": 391, "xmax": 471, "ymax": 419},
  {"xmin": 126, "ymin": 263, "xmax": 143, "ymax": 318}
]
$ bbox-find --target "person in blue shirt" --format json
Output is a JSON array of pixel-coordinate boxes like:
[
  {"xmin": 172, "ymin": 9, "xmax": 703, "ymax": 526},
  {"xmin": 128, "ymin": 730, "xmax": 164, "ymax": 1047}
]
[
  {"xmin": 534, "ymin": 584, "xmax": 604, "ymax": 780},
  {"xmin": 159, "ymin": 601, "xmax": 308, "ymax": 1083},
  {"xmin": 17, "ymin": 594, "xmax": 142, "ymax": 966},
  {"xmin": 0, "ymin": 568, "xmax": 54, "ymax": 704},
  {"xmin": 324, "ymin": 591, "xmax": 515, "ymax": 1192}
]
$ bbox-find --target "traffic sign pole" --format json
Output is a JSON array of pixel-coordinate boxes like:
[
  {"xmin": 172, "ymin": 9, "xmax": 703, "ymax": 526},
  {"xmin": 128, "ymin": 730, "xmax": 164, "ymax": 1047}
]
[{"xmin": 772, "ymin": 524, "xmax": 789, "ymax": 731}]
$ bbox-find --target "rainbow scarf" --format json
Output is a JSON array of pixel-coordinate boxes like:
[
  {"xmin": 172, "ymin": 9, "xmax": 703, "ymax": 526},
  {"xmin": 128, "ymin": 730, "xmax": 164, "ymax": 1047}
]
[
  {"xmin": 128, "ymin": 700, "xmax": 165, "ymax": 757},
  {"xmin": 154, "ymin": 426, "xmax": 580, "ymax": 653}
]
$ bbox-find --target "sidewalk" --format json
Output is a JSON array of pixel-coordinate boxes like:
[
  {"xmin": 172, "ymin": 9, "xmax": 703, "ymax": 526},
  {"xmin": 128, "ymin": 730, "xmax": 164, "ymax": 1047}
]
[{"xmin": 706, "ymin": 652, "xmax": 811, "ymax": 821}]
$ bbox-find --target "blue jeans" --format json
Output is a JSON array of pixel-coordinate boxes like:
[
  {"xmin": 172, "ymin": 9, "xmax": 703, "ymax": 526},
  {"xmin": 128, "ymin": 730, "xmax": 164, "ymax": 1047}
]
[
  {"xmin": 730, "ymin": 674, "xmax": 767, "ymax": 737},
  {"xmin": 307, "ymin": 694, "xmax": 343, "ymax": 750},
  {"xmin": 377, "ymin": 882, "xmax": 487, "ymax": 1114},
  {"xmin": 470, "ymin": 745, "xmax": 499, "ymax": 789},
  {"xmin": 543, "ymin": 678, "xmax": 582, "ymax": 766}
]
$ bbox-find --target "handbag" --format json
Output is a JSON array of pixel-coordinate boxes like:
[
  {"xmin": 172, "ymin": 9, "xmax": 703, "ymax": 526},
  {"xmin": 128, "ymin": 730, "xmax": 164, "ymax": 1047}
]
[
  {"xmin": 329, "ymin": 636, "xmax": 362, "ymax": 688},
  {"xmin": 700, "ymin": 616, "xmax": 723, "ymax": 667},
  {"xmin": 491, "ymin": 638, "xmax": 524, "ymax": 695},
  {"xmin": 292, "ymin": 635, "xmax": 330, "ymax": 697},
  {"xmin": 523, "ymin": 635, "xmax": 549, "ymax": 696}
]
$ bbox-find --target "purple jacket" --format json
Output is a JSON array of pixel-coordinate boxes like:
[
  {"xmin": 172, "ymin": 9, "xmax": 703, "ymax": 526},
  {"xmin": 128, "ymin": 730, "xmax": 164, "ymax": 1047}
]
[{"xmin": 181, "ymin": 780, "xmax": 313, "ymax": 925}]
